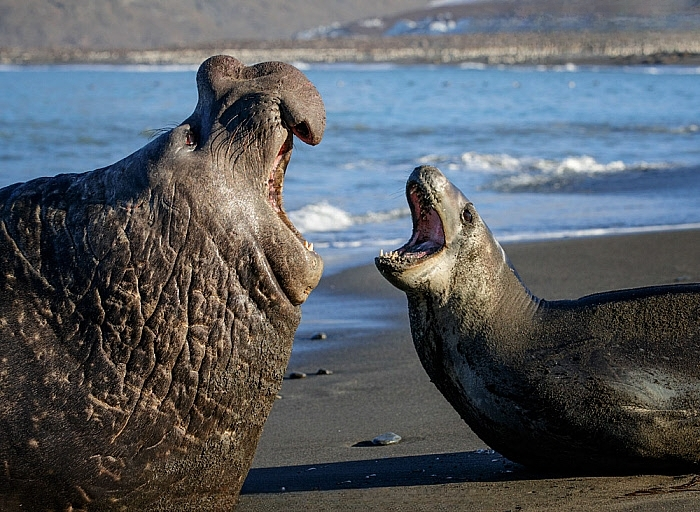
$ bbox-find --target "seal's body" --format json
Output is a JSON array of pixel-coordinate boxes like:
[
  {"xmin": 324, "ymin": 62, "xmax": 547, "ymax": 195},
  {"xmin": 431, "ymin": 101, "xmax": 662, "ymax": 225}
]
[
  {"xmin": 376, "ymin": 165, "xmax": 700, "ymax": 474},
  {"xmin": 0, "ymin": 55, "xmax": 325, "ymax": 510}
]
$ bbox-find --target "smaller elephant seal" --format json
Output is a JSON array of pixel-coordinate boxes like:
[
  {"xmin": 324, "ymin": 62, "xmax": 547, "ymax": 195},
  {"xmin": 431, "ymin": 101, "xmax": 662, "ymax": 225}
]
[
  {"xmin": 0, "ymin": 55, "xmax": 324, "ymax": 510},
  {"xmin": 376, "ymin": 165, "xmax": 700, "ymax": 474}
]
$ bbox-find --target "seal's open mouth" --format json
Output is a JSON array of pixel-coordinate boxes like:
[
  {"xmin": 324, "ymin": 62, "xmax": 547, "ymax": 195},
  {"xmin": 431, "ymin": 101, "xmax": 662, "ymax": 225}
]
[
  {"xmin": 269, "ymin": 132, "xmax": 314, "ymax": 253},
  {"xmin": 378, "ymin": 181, "xmax": 446, "ymax": 266}
]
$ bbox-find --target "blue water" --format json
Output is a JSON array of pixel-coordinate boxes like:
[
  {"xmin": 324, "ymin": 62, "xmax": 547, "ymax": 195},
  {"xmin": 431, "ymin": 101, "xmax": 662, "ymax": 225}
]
[{"xmin": 1, "ymin": 62, "xmax": 700, "ymax": 276}]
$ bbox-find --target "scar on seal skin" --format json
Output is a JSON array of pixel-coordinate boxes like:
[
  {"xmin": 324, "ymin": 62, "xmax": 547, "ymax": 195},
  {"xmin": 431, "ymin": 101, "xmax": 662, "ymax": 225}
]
[
  {"xmin": 0, "ymin": 55, "xmax": 324, "ymax": 510},
  {"xmin": 376, "ymin": 165, "xmax": 700, "ymax": 475}
]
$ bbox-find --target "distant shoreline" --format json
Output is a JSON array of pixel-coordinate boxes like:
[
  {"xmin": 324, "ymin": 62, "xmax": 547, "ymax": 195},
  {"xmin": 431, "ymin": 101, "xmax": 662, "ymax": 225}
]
[{"xmin": 2, "ymin": 30, "xmax": 700, "ymax": 66}]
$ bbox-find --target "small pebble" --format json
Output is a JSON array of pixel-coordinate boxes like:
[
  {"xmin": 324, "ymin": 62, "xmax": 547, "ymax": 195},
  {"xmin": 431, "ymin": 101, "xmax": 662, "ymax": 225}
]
[
  {"xmin": 316, "ymin": 368, "xmax": 333, "ymax": 375},
  {"xmin": 311, "ymin": 332, "xmax": 327, "ymax": 340},
  {"xmin": 289, "ymin": 372, "xmax": 307, "ymax": 379},
  {"xmin": 371, "ymin": 432, "xmax": 402, "ymax": 446}
]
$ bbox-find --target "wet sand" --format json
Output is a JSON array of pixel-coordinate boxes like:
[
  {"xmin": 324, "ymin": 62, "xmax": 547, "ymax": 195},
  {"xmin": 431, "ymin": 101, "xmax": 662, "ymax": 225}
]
[{"xmin": 238, "ymin": 229, "xmax": 700, "ymax": 511}]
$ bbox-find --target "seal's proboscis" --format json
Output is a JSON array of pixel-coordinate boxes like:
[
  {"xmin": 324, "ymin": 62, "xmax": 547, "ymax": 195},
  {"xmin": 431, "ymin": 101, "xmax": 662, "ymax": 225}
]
[{"xmin": 0, "ymin": 55, "xmax": 325, "ymax": 510}]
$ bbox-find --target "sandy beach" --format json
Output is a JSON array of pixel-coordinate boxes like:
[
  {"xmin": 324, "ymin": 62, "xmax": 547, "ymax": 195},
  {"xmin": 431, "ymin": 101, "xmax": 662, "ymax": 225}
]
[{"xmin": 238, "ymin": 228, "xmax": 700, "ymax": 511}]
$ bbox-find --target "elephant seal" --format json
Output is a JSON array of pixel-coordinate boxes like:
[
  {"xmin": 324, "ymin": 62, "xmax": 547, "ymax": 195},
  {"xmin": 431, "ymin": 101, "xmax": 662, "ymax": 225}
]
[
  {"xmin": 0, "ymin": 55, "xmax": 324, "ymax": 510},
  {"xmin": 376, "ymin": 165, "xmax": 700, "ymax": 474}
]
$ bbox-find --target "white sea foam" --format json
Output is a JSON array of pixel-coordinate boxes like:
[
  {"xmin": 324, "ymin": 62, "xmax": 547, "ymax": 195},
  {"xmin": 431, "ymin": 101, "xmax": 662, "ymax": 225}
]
[
  {"xmin": 460, "ymin": 151, "xmax": 527, "ymax": 172},
  {"xmin": 455, "ymin": 151, "xmax": 676, "ymax": 191},
  {"xmin": 289, "ymin": 202, "xmax": 354, "ymax": 232},
  {"xmin": 497, "ymin": 222, "xmax": 700, "ymax": 244},
  {"xmin": 674, "ymin": 124, "xmax": 700, "ymax": 134},
  {"xmin": 460, "ymin": 152, "xmax": 639, "ymax": 175},
  {"xmin": 458, "ymin": 62, "xmax": 488, "ymax": 70},
  {"xmin": 353, "ymin": 208, "xmax": 410, "ymax": 225},
  {"xmin": 289, "ymin": 202, "xmax": 410, "ymax": 234}
]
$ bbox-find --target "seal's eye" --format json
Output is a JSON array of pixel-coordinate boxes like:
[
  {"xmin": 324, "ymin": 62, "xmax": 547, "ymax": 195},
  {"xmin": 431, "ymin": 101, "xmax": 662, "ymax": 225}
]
[
  {"xmin": 185, "ymin": 129, "xmax": 197, "ymax": 148},
  {"xmin": 461, "ymin": 207, "xmax": 473, "ymax": 225}
]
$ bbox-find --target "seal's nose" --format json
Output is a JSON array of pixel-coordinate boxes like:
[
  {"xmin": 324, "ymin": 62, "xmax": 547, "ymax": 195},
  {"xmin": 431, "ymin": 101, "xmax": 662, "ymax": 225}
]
[
  {"xmin": 289, "ymin": 121, "xmax": 313, "ymax": 145},
  {"xmin": 194, "ymin": 55, "xmax": 326, "ymax": 147}
]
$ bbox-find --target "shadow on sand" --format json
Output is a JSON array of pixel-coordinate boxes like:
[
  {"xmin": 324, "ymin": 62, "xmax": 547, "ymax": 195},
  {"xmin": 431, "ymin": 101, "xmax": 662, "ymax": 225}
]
[{"xmin": 241, "ymin": 450, "xmax": 542, "ymax": 494}]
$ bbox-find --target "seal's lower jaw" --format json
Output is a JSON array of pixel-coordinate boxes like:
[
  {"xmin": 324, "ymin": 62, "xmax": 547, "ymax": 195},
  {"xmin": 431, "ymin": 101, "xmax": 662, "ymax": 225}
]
[
  {"xmin": 267, "ymin": 133, "xmax": 323, "ymax": 305},
  {"xmin": 375, "ymin": 182, "xmax": 446, "ymax": 288}
]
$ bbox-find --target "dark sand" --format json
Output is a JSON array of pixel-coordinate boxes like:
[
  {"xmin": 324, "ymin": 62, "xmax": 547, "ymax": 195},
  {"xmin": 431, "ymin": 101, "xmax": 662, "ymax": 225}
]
[{"xmin": 238, "ymin": 229, "xmax": 700, "ymax": 511}]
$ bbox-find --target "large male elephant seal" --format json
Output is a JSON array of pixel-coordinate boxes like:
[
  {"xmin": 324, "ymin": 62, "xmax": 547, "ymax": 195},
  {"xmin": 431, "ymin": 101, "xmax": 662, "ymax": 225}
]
[
  {"xmin": 0, "ymin": 55, "xmax": 324, "ymax": 510},
  {"xmin": 376, "ymin": 165, "xmax": 700, "ymax": 474}
]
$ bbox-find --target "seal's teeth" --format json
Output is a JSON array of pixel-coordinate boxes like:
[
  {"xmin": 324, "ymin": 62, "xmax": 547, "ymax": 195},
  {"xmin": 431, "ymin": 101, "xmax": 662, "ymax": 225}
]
[
  {"xmin": 379, "ymin": 249, "xmax": 404, "ymax": 261},
  {"xmin": 304, "ymin": 241, "xmax": 314, "ymax": 252}
]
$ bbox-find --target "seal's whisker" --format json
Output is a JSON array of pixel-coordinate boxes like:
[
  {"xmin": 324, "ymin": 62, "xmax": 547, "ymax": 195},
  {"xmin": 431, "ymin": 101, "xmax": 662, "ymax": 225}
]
[
  {"xmin": 211, "ymin": 121, "xmax": 248, "ymax": 172},
  {"xmin": 225, "ymin": 131, "xmax": 252, "ymax": 176},
  {"xmin": 389, "ymin": 188, "xmax": 406, "ymax": 201},
  {"xmin": 144, "ymin": 125, "xmax": 177, "ymax": 139}
]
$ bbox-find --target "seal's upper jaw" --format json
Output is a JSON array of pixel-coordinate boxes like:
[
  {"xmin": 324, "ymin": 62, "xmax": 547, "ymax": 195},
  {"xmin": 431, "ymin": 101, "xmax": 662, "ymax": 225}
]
[
  {"xmin": 258, "ymin": 98, "xmax": 323, "ymax": 306},
  {"xmin": 268, "ymin": 132, "xmax": 309, "ymax": 246},
  {"xmin": 264, "ymin": 131, "xmax": 323, "ymax": 305}
]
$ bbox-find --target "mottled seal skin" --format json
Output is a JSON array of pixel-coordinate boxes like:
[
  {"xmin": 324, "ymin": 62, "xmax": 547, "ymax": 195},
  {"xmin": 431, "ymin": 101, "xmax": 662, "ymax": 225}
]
[
  {"xmin": 376, "ymin": 165, "xmax": 700, "ymax": 475},
  {"xmin": 0, "ymin": 55, "xmax": 324, "ymax": 510}
]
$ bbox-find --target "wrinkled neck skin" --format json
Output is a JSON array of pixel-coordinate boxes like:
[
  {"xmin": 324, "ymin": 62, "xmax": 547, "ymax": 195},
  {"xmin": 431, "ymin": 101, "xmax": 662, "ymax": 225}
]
[
  {"xmin": 95, "ymin": 127, "xmax": 304, "ymax": 324},
  {"xmin": 405, "ymin": 229, "xmax": 541, "ymax": 436},
  {"xmin": 0, "ymin": 115, "xmax": 297, "ymax": 508}
]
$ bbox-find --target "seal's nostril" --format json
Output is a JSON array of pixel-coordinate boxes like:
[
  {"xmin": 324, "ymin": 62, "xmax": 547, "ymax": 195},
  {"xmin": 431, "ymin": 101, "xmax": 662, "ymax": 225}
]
[{"xmin": 291, "ymin": 122, "xmax": 311, "ymax": 143}]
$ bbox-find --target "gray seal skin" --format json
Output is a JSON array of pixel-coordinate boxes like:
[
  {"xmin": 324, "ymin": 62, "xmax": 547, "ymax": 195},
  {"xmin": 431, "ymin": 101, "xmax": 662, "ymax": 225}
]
[
  {"xmin": 0, "ymin": 55, "xmax": 324, "ymax": 510},
  {"xmin": 376, "ymin": 165, "xmax": 700, "ymax": 475}
]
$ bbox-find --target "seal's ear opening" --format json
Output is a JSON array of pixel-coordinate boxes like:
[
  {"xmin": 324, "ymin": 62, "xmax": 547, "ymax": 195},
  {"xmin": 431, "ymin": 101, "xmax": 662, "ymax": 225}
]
[{"xmin": 185, "ymin": 127, "xmax": 198, "ymax": 148}]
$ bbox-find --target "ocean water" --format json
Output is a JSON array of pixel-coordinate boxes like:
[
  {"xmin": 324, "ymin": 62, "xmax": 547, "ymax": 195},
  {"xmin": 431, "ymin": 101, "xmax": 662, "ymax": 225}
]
[{"xmin": 1, "ymin": 62, "xmax": 700, "ymax": 277}]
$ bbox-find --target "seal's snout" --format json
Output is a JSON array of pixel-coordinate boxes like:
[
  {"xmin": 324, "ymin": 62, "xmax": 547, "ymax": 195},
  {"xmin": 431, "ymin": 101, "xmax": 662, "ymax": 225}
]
[
  {"xmin": 375, "ymin": 166, "xmax": 450, "ymax": 286},
  {"xmin": 190, "ymin": 55, "xmax": 326, "ymax": 306},
  {"xmin": 278, "ymin": 88, "xmax": 325, "ymax": 146},
  {"xmin": 195, "ymin": 55, "xmax": 326, "ymax": 147}
]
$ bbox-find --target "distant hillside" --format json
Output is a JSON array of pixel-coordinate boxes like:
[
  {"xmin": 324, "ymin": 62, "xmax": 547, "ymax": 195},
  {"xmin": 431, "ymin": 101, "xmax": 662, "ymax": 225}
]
[
  {"xmin": 313, "ymin": 0, "xmax": 700, "ymax": 38},
  {"xmin": 3, "ymin": 0, "xmax": 699, "ymax": 52},
  {"xmin": 0, "ymin": 0, "xmax": 427, "ymax": 50}
]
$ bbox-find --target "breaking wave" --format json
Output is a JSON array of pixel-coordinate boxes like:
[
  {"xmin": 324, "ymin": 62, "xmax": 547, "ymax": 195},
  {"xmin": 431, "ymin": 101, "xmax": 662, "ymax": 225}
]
[
  {"xmin": 457, "ymin": 152, "xmax": 676, "ymax": 193},
  {"xmin": 289, "ymin": 202, "xmax": 409, "ymax": 234}
]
